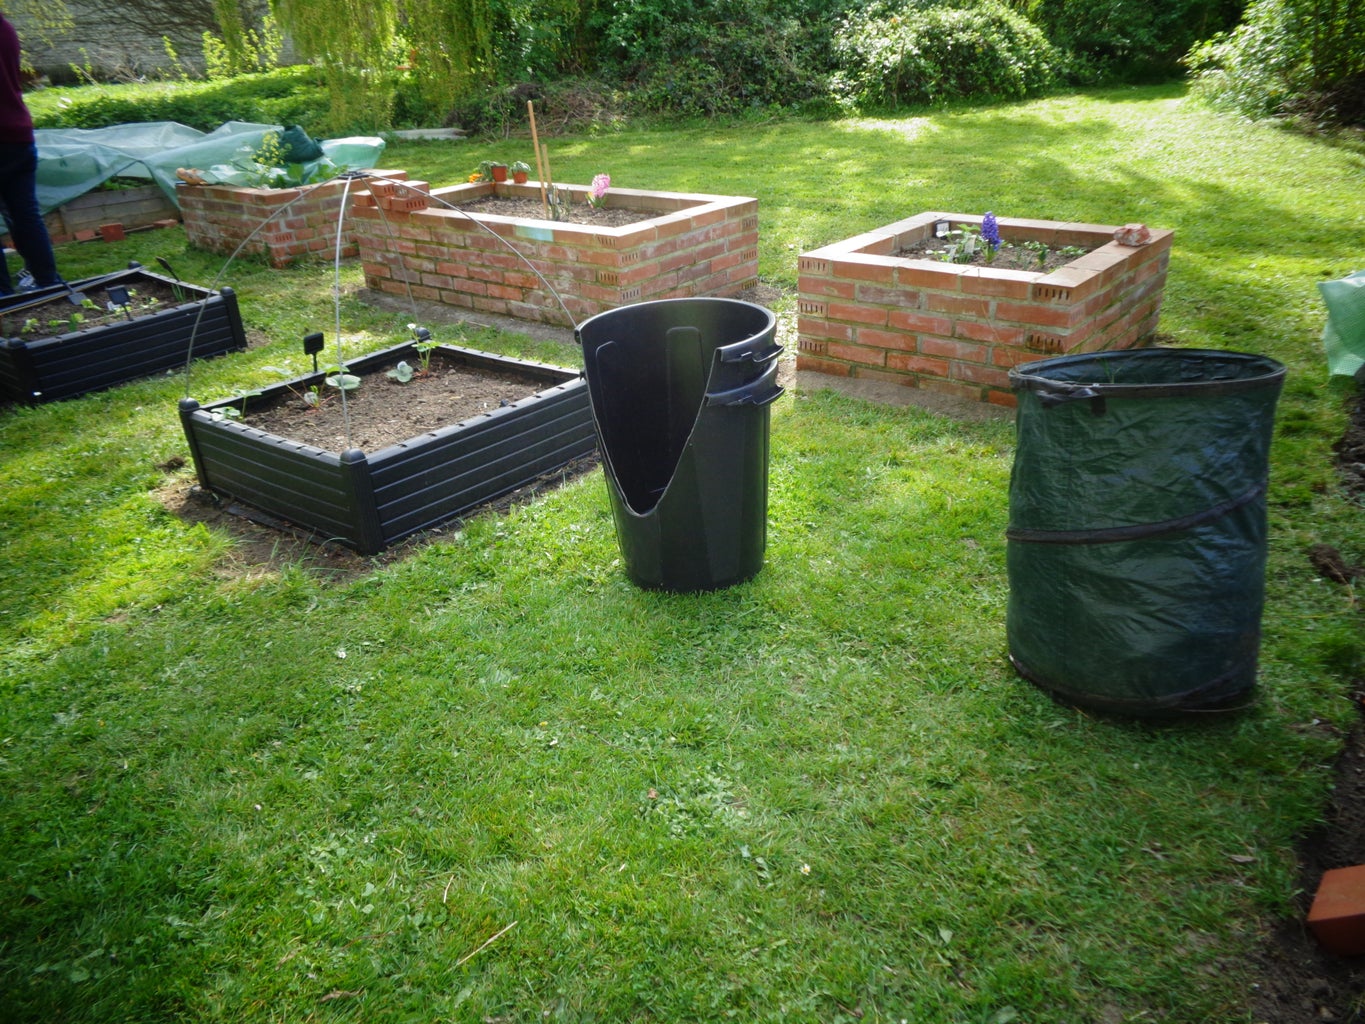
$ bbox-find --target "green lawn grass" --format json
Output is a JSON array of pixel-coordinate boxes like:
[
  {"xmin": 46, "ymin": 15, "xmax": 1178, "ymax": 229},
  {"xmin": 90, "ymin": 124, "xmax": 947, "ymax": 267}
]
[{"xmin": 2, "ymin": 85, "xmax": 1364, "ymax": 1022}]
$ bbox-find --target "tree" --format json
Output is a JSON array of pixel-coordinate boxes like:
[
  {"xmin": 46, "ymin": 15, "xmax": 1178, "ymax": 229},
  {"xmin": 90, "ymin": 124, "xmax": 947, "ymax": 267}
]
[{"xmin": 270, "ymin": 0, "xmax": 398, "ymax": 128}]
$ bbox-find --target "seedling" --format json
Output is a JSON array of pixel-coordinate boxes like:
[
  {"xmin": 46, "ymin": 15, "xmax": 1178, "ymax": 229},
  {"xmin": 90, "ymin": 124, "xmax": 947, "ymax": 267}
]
[
  {"xmin": 324, "ymin": 363, "xmax": 361, "ymax": 391},
  {"xmin": 409, "ymin": 323, "xmax": 438, "ymax": 374},
  {"xmin": 386, "ymin": 360, "xmax": 416, "ymax": 383},
  {"xmin": 220, "ymin": 387, "xmax": 262, "ymax": 419}
]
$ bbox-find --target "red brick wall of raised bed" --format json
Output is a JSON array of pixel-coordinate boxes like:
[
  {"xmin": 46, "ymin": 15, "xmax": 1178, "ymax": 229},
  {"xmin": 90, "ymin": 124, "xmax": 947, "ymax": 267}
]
[
  {"xmin": 797, "ymin": 212, "xmax": 1174, "ymax": 407},
  {"xmin": 348, "ymin": 181, "xmax": 759, "ymax": 325},
  {"xmin": 179, "ymin": 170, "xmax": 407, "ymax": 268}
]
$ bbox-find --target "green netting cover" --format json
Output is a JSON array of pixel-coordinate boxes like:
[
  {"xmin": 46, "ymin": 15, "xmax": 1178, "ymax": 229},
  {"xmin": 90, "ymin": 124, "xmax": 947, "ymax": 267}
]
[
  {"xmin": 1006, "ymin": 348, "xmax": 1286, "ymax": 715},
  {"xmin": 34, "ymin": 122, "xmax": 385, "ymax": 213},
  {"xmin": 1321, "ymin": 270, "xmax": 1365, "ymax": 377}
]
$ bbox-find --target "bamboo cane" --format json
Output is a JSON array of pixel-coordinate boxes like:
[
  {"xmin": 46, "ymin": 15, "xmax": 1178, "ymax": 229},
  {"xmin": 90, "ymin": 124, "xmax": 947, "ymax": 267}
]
[{"xmin": 528, "ymin": 101, "xmax": 548, "ymax": 218}]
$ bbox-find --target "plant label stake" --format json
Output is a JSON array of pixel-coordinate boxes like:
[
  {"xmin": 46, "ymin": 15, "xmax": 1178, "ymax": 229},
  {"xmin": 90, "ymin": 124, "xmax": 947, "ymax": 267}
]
[
  {"xmin": 303, "ymin": 331, "xmax": 325, "ymax": 374},
  {"xmin": 106, "ymin": 284, "xmax": 133, "ymax": 320}
]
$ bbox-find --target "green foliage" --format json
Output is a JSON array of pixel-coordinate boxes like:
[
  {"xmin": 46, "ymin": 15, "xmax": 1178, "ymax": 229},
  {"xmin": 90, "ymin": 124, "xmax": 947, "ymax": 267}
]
[
  {"xmin": 1186, "ymin": 0, "xmax": 1365, "ymax": 127},
  {"xmin": 590, "ymin": 0, "xmax": 848, "ymax": 115},
  {"xmin": 1009, "ymin": 0, "xmax": 1245, "ymax": 80},
  {"xmin": 271, "ymin": 0, "xmax": 400, "ymax": 131},
  {"xmin": 399, "ymin": 0, "xmax": 496, "ymax": 113},
  {"xmin": 833, "ymin": 0, "xmax": 1062, "ymax": 109},
  {"xmin": 28, "ymin": 67, "xmax": 332, "ymax": 134},
  {"xmin": 204, "ymin": 4, "xmax": 283, "ymax": 80}
]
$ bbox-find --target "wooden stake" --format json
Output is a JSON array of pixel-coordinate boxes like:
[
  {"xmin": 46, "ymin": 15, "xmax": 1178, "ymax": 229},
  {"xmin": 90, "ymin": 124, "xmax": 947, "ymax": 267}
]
[
  {"xmin": 528, "ymin": 101, "xmax": 548, "ymax": 218},
  {"xmin": 540, "ymin": 142, "xmax": 555, "ymax": 214}
]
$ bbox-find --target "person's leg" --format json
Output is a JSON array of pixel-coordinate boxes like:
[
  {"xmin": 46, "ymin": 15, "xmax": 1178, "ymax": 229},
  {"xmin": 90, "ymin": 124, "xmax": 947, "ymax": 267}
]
[
  {"xmin": 0, "ymin": 142, "xmax": 59, "ymax": 288},
  {"xmin": 0, "ymin": 194, "xmax": 14, "ymax": 295}
]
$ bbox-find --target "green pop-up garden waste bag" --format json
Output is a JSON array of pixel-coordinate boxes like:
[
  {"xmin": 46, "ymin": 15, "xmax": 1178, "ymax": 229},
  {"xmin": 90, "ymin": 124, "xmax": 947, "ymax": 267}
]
[{"xmin": 1006, "ymin": 348, "xmax": 1286, "ymax": 715}]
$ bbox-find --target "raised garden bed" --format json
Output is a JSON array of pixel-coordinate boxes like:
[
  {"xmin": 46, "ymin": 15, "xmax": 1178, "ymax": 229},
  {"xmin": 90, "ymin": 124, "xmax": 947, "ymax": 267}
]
[
  {"xmin": 42, "ymin": 182, "xmax": 179, "ymax": 242},
  {"xmin": 0, "ymin": 263, "xmax": 246, "ymax": 404},
  {"xmin": 178, "ymin": 340, "xmax": 596, "ymax": 554},
  {"xmin": 797, "ymin": 212, "xmax": 1173, "ymax": 407},
  {"xmin": 179, "ymin": 169, "xmax": 405, "ymax": 267},
  {"xmin": 350, "ymin": 180, "xmax": 759, "ymax": 326}
]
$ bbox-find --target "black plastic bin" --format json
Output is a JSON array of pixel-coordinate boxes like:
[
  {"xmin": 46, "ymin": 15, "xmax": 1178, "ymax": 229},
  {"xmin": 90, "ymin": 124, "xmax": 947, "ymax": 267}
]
[
  {"xmin": 1006, "ymin": 348, "xmax": 1286, "ymax": 715},
  {"xmin": 576, "ymin": 297, "xmax": 783, "ymax": 591}
]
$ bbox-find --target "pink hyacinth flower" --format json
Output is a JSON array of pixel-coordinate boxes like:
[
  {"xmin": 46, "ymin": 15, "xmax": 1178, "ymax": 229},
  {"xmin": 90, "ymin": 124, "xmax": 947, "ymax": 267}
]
[{"xmin": 590, "ymin": 173, "xmax": 610, "ymax": 205}]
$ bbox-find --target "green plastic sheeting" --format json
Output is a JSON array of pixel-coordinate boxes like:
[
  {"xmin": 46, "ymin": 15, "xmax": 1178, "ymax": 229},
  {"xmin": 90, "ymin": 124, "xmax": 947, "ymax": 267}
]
[
  {"xmin": 1006, "ymin": 348, "xmax": 1286, "ymax": 716},
  {"xmin": 1321, "ymin": 270, "xmax": 1365, "ymax": 377},
  {"xmin": 34, "ymin": 122, "xmax": 385, "ymax": 214}
]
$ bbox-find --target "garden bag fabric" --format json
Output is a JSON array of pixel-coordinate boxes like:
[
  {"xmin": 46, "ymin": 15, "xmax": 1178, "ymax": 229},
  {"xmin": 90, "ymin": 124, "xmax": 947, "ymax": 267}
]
[
  {"xmin": 1006, "ymin": 348, "xmax": 1285, "ymax": 715},
  {"xmin": 34, "ymin": 122, "xmax": 384, "ymax": 213},
  {"xmin": 1320, "ymin": 270, "xmax": 1365, "ymax": 377}
]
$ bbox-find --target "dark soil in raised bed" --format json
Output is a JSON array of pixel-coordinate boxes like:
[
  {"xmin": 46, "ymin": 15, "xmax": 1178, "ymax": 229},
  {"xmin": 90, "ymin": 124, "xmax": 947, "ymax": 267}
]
[
  {"xmin": 0, "ymin": 278, "xmax": 186, "ymax": 341},
  {"xmin": 239, "ymin": 350, "xmax": 567, "ymax": 453},
  {"xmin": 453, "ymin": 195, "xmax": 658, "ymax": 228},
  {"xmin": 895, "ymin": 235, "xmax": 1095, "ymax": 273}
]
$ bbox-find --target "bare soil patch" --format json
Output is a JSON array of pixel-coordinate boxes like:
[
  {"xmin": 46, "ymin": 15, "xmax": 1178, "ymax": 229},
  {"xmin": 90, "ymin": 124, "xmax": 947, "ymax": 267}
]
[
  {"xmin": 454, "ymin": 195, "xmax": 659, "ymax": 228},
  {"xmin": 240, "ymin": 350, "xmax": 563, "ymax": 453}
]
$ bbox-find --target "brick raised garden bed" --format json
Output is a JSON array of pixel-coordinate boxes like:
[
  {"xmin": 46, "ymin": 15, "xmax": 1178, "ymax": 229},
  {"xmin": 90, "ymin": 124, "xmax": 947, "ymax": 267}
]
[
  {"xmin": 179, "ymin": 170, "xmax": 406, "ymax": 268},
  {"xmin": 178, "ymin": 340, "xmax": 595, "ymax": 555},
  {"xmin": 797, "ymin": 212, "xmax": 1173, "ymax": 407},
  {"xmin": 349, "ymin": 180, "xmax": 759, "ymax": 326}
]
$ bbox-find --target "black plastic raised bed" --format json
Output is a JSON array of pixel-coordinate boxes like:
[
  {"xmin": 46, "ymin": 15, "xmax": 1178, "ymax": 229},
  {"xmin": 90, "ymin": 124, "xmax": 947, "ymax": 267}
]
[
  {"xmin": 178, "ymin": 341, "xmax": 596, "ymax": 554},
  {"xmin": 0, "ymin": 263, "xmax": 246, "ymax": 404}
]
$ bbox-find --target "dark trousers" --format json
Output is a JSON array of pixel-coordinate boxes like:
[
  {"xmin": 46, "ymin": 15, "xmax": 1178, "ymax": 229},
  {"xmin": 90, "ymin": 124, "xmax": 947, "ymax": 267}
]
[{"xmin": 0, "ymin": 141, "xmax": 59, "ymax": 295}]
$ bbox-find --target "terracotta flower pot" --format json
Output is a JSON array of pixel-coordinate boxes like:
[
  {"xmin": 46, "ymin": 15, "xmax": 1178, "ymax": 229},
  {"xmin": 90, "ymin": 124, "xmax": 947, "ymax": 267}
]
[
  {"xmin": 491, "ymin": 164, "xmax": 509, "ymax": 183},
  {"xmin": 513, "ymin": 170, "xmax": 529, "ymax": 184}
]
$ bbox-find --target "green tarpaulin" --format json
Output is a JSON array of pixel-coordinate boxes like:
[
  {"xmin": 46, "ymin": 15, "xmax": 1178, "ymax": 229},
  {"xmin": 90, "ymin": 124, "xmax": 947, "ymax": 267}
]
[{"xmin": 34, "ymin": 122, "xmax": 385, "ymax": 214}]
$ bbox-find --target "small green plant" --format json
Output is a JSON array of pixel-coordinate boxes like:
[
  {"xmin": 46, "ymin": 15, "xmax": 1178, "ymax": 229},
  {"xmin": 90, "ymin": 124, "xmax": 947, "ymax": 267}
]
[
  {"xmin": 409, "ymin": 324, "xmax": 438, "ymax": 373},
  {"xmin": 473, "ymin": 160, "xmax": 508, "ymax": 183},
  {"xmin": 232, "ymin": 131, "xmax": 337, "ymax": 189},
  {"xmin": 930, "ymin": 226, "xmax": 982, "ymax": 264},
  {"xmin": 324, "ymin": 364, "xmax": 361, "ymax": 391},
  {"xmin": 388, "ymin": 325, "xmax": 438, "ymax": 383},
  {"xmin": 219, "ymin": 387, "xmax": 263, "ymax": 419},
  {"xmin": 510, "ymin": 160, "xmax": 532, "ymax": 176},
  {"xmin": 21, "ymin": 318, "xmax": 38, "ymax": 334}
]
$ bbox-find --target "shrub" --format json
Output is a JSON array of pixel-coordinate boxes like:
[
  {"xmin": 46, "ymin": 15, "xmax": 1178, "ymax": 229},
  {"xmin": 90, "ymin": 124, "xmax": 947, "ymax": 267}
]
[
  {"xmin": 1010, "ymin": 0, "xmax": 1244, "ymax": 81},
  {"xmin": 590, "ymin": 0, "xmax": 853, "ymax": 115},
  {"xmin": 1186, "ymin": 0, "xmax": 1365, "ymax": 127},
  {"xmin": 32, "ymin": 67, "xmax": 332, "ymax": 133},
  {"xmin": 833, "ymin": 0, "xmax": 1062, "ymax": 109}
]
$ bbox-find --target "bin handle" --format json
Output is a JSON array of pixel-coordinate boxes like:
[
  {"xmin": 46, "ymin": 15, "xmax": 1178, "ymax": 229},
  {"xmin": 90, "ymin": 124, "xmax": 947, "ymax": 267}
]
[
  {"xmin": 719, "ymin": 343, "xmax": 783, "ymax": 368},
  {"xmin": 705, "ymin": 384, "xmax": 784, "ymax": 407}
]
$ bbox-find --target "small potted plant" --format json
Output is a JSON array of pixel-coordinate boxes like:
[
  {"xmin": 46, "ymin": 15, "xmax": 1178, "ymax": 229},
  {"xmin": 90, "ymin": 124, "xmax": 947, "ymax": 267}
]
[
  {"xmin": 510, "ymin": 160, "xmax": 532, "ymax": 185},
  {"xmin": 473, "ymin": 159, "xmax": 509, "ymax": 183}
]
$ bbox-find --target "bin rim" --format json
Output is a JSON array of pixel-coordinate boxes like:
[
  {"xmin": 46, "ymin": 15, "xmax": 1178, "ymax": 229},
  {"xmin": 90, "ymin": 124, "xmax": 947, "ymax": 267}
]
[
  {"xmin": 573, "ymin": 295, "xmax": 776, "ymax": 346},
  {"xmin": 1009, "ymin": 347, "xmax": 1286, "ymax": 402}
]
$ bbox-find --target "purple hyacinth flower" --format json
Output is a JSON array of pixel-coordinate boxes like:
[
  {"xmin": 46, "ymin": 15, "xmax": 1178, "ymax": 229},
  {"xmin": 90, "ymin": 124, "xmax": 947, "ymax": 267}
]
[{"xmin": 981, "ymin": 212, "xmax": 1001, "ymax": 247}]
